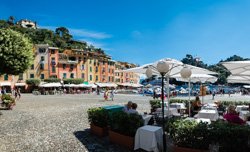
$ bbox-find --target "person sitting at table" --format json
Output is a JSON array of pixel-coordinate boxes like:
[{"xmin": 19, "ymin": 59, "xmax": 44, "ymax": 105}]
[
  {"xmin": 123, "ymin": 101, "xmax": 132, "ymax": 113},
  {"xmin": 215, "ymin": 101, "xmax": 226, "ymax": 116},
  {"xmin": 223, "ymin": 105, "xmax": 246, "ymax": 125},
  {"xmin": 191, "ymin": 96, "xmax": 202, "ymax": 117},
  {"xmin": 128, "ymin": 103, "xmax": 139, "ymax": 114}
]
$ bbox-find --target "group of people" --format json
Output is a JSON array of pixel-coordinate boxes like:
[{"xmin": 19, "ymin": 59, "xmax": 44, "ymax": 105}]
[
  {"xmin": 122, "ymin": 101, "xmax": 138, "ymax": 114},
  {"xmin": 223, "ymin": 104, "xmax": 250, "ymax": 125},
  {"xmin": 103, "ymin": 89, "xmax": 115, "ymax": 101},
  {"xmin": 12, "ymin": 88, "xmax": 21, "ymax": 100}
]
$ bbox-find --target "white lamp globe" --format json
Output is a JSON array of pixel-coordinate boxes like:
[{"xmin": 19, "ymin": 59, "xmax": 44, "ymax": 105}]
[
  {"xmin": 157, "ymin": 61, "xmax": 169, "ymax": 74},
  {"xmin": 145, "ymin": 67, "xmax": 153, "ymax": 78},
  {"xmin": 180, "ymin": 67, "xmax": 192, "ymax": 78}
]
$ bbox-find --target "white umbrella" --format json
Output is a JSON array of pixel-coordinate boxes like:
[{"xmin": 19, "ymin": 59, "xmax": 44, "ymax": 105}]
[
  {"xmin": 227, "ymin": 75, "xmax": 250, "ymax": 84},
  {"xmin": 95, "ymin": 83, "xmax": 117, "ymax": 88},
  {"xmin": 124, "ymin": 58, "xmax": 217, "ymax": 76},
  {"xmin": 222, "ymin": 60, "xmax": 250, "ymax": 75},
  {"xmin": 0, "ymin": 81, "xmax": 11, "ymax": 86},
  {"xmin": 15, "ymin": 83, "xmax": 26, "ymax": 86},
  {"xmin": 173, "ymin": 74, "xmax": 218, "ymax": 83},
  {"xmin": 39, "ymin": 82, "xmax": 62, "ymax": 87}
]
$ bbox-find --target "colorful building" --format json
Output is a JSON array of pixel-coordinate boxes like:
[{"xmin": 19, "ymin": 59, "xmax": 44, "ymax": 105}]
[{"xmin": 0, "ymin": 44, "xmax": 139, "ymax": 91}]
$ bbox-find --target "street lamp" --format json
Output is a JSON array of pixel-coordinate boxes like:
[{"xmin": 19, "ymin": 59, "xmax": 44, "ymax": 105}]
[
  {"xmin": 146, "ymin": 60, "xmax": 169, "ymax": 152},
  {"xmin": 180, "ymin": 67, "xmax": 192, "ymax": 116}
]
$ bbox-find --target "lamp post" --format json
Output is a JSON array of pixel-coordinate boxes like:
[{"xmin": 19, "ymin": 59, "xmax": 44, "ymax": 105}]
[
  {"xmin": 146, "ymin": 60, "xmax": 169, "ymax": 152},
  {"xmin": 180, "ymin": 67, "xmax": 192, "ymax": 116}
]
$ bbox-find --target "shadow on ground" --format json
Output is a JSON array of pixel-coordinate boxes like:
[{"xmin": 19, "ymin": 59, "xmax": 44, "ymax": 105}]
[{"xmin": 74, "ymin": 129, "xmax": 145, "ymax": 152}]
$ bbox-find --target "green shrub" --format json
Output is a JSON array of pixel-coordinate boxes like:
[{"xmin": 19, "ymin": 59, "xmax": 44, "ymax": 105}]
[
  {"xmin": 168, "ymin": 119, "xmax": 210, "ymax": 150},
  {"xmin": 63, "ymin": 78, "xmax": 84, "ymax": 84},
  {"xmin": 44, "ymin": 78, "xmax": 61, "ymax": 83},
  {"xmin": 208, "ymin": 121, "xmax": 250, "ymax": 152},
  {"xmin": 1, "ymin": 94, "xmax": 15, "ymax": 106},
  {"xmin": 167, "ymin": 119, "xmax": 250, "ymax": 151},
  {"xmin": 87, "ymin": 107, "xmax": 109, "ymax": 127},
  {"xmin": 149, "ymin": 100, "xmax": 161, "ymax": 109},
  {"xmin": 110, "ymin": 111, "xmax": 144, "ymax": 137},
  {"xmin": 26, "ymin": 78, "xmax": 41, "ymax": 86}
]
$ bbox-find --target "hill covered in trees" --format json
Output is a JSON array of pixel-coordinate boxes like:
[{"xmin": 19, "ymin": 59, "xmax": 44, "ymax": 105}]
[{"xmin": 0, "ymin": 16, "xmax": 103, "ymax": 53}]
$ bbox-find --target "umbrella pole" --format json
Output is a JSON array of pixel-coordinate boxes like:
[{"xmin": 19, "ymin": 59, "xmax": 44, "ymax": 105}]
[{"xmin": 188, "ymin": 78, "xmax": 191, "ymax": 117}]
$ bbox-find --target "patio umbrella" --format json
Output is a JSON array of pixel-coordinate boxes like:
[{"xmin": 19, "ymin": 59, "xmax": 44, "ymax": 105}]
[
  {"xmin": 222, "ymin": 60, "xmax": 250, "ymax": 75},
  {"xmin": 173, "ymin": 74, "xmax": 218, "ymax": 83},
  {"xmin": 227, "ymin": 75, "xmax": 250, "ymax": 84}
]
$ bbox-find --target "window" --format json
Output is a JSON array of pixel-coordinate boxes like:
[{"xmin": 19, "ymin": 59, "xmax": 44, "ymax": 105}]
[
  {"xmin": 81, "ymin": 65, "xmax": 84, "ymax": 70},
  {"xmin": 109, "ymin": 76, "xmax": 111, "ymax": 82},
  {"xmin": 41, "ymin": 56, "xmax": 45, "ymax": 61},
  {"xmin": 95, "ymin": 67, "xmax": 98, "ymax": 72},
  {"xmin": 40, "ymin": 63, "xmax": 44, "ymax": 70},
  {"xmin": 31, "ymin": 64, "xmax": 34, "ymax": 70},
  {"xmin": 70, "ymin": 73, "xmax": 74, "ymax": 78},
  {"xmin": 79, "ymin": 57, "xmax": 82, "ymax": 62},
  {"xmin": 90, "ymin": 67, "xmax": 92, "ymax": 72},
  {"xmin": 40, "ymin": 74, "xmax": 44, "ymax": 79},
  {"xmin": 18, "ymin": 73, "xmax": 23, "ymax": 80},
  {"xmin": 63, "ymin": 73, "xmax": 67, "ymax": 79},
  {"xmin": 89, "ymin": 60, "xmax": 92, "ymax": 64},
  {"xmin": 81, "ymin": 73, "xmax": 84, "ymax": 79},
  {"xmin": 70, "ymin": 64, "xmax": 74, "ymax": 70},
  {"xmin": 102, "ymin": 68, "xmax": 105, "ymax": 73},
  {"xmin": 4, "ymin": 74, "xmax": 8, "ymax": 81},
  {"xmin": 30, "ymin": 74, "xmax": 34, "ymax": 78},
  {"xmin": 90, "ymin": 75, "xmax": 92, "ymax": 81},
  {"xmin": 63, "ymin": 64, "xmax": 66, "ymax": 69},
  {"xmin": 96, "ymin": 76, "xmax": 98, "ymax": 81},
  {"xmin": 51, "ymin": 57, "xmax": 56, "ymax": 65},
  {"xmin": 50, "ymin": 49, "xmax": 55, "ymax": 54},
  {"xmin": 109, "ymin": 68, "xmax": 110, "ymax": 73},
  {"xmin": 39, "ymin": 48, "xmax": 46, "ymax": 53},
  {"xmin": 52, "ymin": 66, "xmax": 56, "ymax": 73}
]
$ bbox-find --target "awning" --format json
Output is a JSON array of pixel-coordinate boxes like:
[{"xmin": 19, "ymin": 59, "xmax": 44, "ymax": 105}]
[
  {"xmin": 117, "ymin": 83, "xmax": 143, "ymax": 88},
  {"xmin": 39, "ymin": 82, "xmax": 62, "ymax": 87},
  {"xmin": 0, "ymin": 81, "xmax": 11, "ymax": 86},
  {"xmin": 95, "ymin": 83, "xmax": 117, "ymax": 88},
  {"xmin": 15, "ymin": 83, "xmax": 26, "ymax": 86}
]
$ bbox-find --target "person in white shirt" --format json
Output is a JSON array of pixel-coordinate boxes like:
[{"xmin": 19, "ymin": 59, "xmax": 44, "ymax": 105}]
[
  {"xmin": 128, "ymin": 103, "xmax": 139, "ymax": 114},
  {"xmin": 123, "ymin": 101, "xmax": 132, "ymax": 113}
]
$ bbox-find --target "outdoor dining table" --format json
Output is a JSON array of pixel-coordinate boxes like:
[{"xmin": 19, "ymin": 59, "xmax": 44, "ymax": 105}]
[
  {"xmin": 170, "ymin": 103, "xmax": 186, "ymax": 109},
  {"xmin": 185, "ymin": 117, "xmax": 211, "ymax": 124},
  {"xmin": 239, "ymin": 110, "xmax": 250, "ymax": 120},
  {"xmin": 134, "ymin": 125, "xmax": 163, "ymax": 152},
  {"xmin": 197, "ymin": 109, "xmax": 219, "ymax": 121},
  {"xmin": 236, "ymin": 105, "xmax": 249, "ymax": 112},
  {"xmin": 155, "ymin": 107, "xmax": 178, "ymax": 116}
]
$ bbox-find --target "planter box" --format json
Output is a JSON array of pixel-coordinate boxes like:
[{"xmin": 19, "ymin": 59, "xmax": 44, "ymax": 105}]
[
  {"xmin": 173, "ymin": 146, "xmax": 208, "ymax": 152},
  {"xmin": 90, "ymin": 124, "xmax": 108, "ymax": 137},
  {"xmin": 109, "ymin": 130, "xmax": 134, "ymax": 150}
]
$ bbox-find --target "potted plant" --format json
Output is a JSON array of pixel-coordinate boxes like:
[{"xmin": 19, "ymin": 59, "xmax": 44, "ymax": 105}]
[
  {"xmin": 168, "ymin": 119, "xmax": 209, "ymax": 152},
  {"xmin": 109, "ymin": 111, "xmax": 144, "ymax": 150},
  {"xmin": 1, "ymin": 94, "xmax": 16, "ymax": 110},
  {"xmin": 87, "ymin": 107, "xmax": 109, "ymax": 137},
  {"xmin": 149, "ymin": 100, "xmax": 161, "ymax": 113}
]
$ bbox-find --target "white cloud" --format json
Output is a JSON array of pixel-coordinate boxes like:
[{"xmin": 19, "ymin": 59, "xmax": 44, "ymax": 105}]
[
  {"xmin": 70, "ymin": 28, "xmax": 112, "ymax": 39},
  {"xmin": 38, "ymin": 25, "xmax": 112, "ymax": 39},
  {"xmin": 131, "ymin": 30, "xmax": 142, "ymax": 38}
]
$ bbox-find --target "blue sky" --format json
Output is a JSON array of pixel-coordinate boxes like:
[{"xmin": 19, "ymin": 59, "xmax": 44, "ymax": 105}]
[{"xmin": 1, "ymin": 0, "xmax": 250, "ymax": 65}]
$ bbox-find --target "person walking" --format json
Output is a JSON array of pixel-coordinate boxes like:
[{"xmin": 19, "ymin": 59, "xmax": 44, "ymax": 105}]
[{"xmin": 110, "ymin": 89, "xmax": 114, "ymax": 101}]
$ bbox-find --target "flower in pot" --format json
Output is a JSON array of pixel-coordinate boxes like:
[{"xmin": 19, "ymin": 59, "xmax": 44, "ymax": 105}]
[
  {"xmin": 87, "ymin": 107, "xmax": 109, "ymax": 137},
  {"xmin": 1, "ymin": 94, "xmax": 15, "ymax": 110}
]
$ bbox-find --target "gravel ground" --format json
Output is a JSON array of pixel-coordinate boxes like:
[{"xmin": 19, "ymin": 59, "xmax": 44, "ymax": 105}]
[
  {"xmin": 1, "ymin": 93, "xmax": 250, "ymax": 152},
  {"xmin": 0, "ymin": 93, "xmax": 152, "ymax": 152}
]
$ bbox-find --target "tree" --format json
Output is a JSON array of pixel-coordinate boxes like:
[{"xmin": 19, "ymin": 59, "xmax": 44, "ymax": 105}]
[
  {"xmin": 55, "ymin": 27, "xmax": 72, "ymax": 41},
  {"xmin": 7, "ymin": 16, "xmax": 15, "ymax": 25},
  {"xmin": 0, "ymin": 28, "xmax": 33, "ymax": 75}
]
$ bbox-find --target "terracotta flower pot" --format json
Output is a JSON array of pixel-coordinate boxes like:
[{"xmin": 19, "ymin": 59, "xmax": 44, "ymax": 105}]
[
  {"xmin": 109, "ymin": 130, "xmax": 134, "ymax": 150},
  {"xmin": 90, "ymin": 123, "xmax": 108, "ymax": 137}
]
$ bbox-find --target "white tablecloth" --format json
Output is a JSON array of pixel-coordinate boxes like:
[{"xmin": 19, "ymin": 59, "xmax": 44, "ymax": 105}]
[
  {"xmin": 236, "ymin": 105, "xmax": 248, "ymax": 112},
  {"xmin": 142, "ymin": 114, "xmax": 153, "ymax": 125},
  {"xmin": 170, "ymin": 103, "xmax": 186, "ymax": 109},
  {"xmin": 156, "ymin": 108, "xmax": 178, "ymax": 116},
  {"xmin": 134, "ymin": 125, "xmax": 163, "ymax": 152},
  {"xmin": 185, "ymin": 117, "xmax": 211, "ymax": 124},
  {"xmin": 239, "ymin": 111, "xmax": 250, "ymax": 120},
  {"xmin": 198, "ymin": 109, "xmax": 219, "ymax": 121}
]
